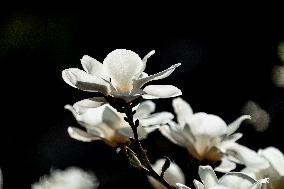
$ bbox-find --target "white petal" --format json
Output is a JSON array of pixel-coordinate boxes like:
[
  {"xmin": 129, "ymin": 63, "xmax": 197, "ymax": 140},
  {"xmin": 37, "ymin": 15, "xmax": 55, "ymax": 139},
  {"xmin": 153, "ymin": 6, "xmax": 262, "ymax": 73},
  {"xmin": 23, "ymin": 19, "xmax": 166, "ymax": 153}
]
[
  {"xmin": 188, "ymin": 113, "xmax": 227, "ymax": 137},
  {"xmin": 159, "ymin": 123, "xmax": 188, "ymax": 147},
  {"xmin": 172, "ymin": 97, "xmax": 193, "ymax": 127},
  {"xmin": 138, "ymin": 50, "xmax": 155, "ymax": 75},
  {"xmin": 143, "ymin": 85, "xmax": 182, "ymax": 99},
  {"xmin": 62, "ymin": 68, "xmax": 110, "ymax": 95},
  {"xmin": 81, "ymin": 55, "xmax": 108, "ymax": 79},
  {"xmin": 143, "ymin": 125, "xmax": 160, "ymax": 133},
  {"xmin": 224, "ymin": 143, "xmax": 269, "ymax": 170},
  {"xmin": 219, "ymin": 172, "xmax": 257, "ymax": 189},
  {"xmin": 193, "ymin": 180, "xmax": 204, "ymax": 189},
  {"xmin": 198, "ymin": 166, "xmax": 218, "ymax": 188},
  {"xmin": 66, "ymin": 105, "xmax": 105, "ymax": 128},
  {"xmin": 133, "ymin": 63, "xmax": 181, "ymax": 89},
  {"xmin": 258, "ymin": 147, "xmax": 284, "ymax": 176},
  {"xmin": 176, "ymin": 183, "xmax": 192, "ymax": 189},
  {"xmin": 72, "ymin": 97, "xmax": 106, "ymax": 114},
  {"xmin": 103, "ymin": 49, "xmax": 143, "ymax": 92},
  {"xmin": 134, "ymin": 100, "xmax": 156, "ymax": 118},
  {"xmin": 101, "ymin": 106, "xmax": 123, "ymax": 130},
  {"xmin": 214, "ymin": 157, "xmax": 236, "ymax": 173},
  {"xmin": 222, "ymin": 133, "xmax": 243, "ymax": 143},
  {"xmin": 68, "ymin": 127, "xmax": 100, "ymax": 142},
  {"xmin": 149, "ymin": 159, "xmax": 185, "ymax": 189},
  {"xmin": 249, "ymin": 178, "xmax": 269, "ymax": 189},
  {"xmin": 226, "ymin": 115, "xmax": 251, "ymax": 136},
  {"xmin": 139, "ymin": 112, "xmax": 174, "ymax": 126}
]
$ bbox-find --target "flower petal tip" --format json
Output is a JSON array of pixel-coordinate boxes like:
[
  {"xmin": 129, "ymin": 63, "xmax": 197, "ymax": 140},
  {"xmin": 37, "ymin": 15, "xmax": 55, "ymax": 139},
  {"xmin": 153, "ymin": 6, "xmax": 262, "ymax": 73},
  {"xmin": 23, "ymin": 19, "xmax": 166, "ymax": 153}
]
[{"xmin": 64, "ymin": 104, "xmax": 72, "ymax": 110}]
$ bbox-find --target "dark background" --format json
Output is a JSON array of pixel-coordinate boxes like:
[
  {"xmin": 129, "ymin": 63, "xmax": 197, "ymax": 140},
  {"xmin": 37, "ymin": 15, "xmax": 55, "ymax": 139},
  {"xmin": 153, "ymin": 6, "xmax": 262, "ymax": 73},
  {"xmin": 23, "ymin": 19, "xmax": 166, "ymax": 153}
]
[{"xmin": 0, "ymin": 7, "xmax": 284, "ymax": 189}]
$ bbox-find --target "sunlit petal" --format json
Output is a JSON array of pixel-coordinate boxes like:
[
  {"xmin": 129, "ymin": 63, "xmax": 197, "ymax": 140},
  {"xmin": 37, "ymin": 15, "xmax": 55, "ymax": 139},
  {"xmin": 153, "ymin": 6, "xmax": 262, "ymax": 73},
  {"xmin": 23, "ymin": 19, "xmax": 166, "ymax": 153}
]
[
  {"xmin": 143, "ymin": 85, "xmax": 182, "ymax": 99},
  {"xmin": 103, "ymin": 49, "xmax": 143, "ymax": 92},
  {"xmin": 133, "ymin": 63, "xmax": 181, "ymax": 89}
]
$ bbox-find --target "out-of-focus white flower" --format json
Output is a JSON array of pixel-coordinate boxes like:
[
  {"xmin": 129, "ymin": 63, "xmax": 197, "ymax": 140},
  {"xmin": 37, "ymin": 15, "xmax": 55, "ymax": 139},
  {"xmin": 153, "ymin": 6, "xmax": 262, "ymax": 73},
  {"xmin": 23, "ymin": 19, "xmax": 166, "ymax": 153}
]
[
  {"xmin": 160, "ymin": 98, "xmax": 268, "ymax": 172},
  {"xmin": 62, "ymin": 49, "xmax": 181, "ymax": 105},
  {"xmin": 66, "ymin": 100, "xmax": 173, "ymax": 147},
  {"xmin": 242, "ymin": 101, "xmax": 270, "ymax": 132},
  {"xmin": 242, "ymin": 147, "xmax": 284, "ymax": 189},
  {"xmin": 272, "ymin": 65, "xmax": 284, "ymax": 88},
  {"xmin": 192, "ymin": 165, "xmax": 268, "ymax": 189},
  {"xmin": 31, "ymin": 167, "xmax": 98, "ymax": 189},
  {"xmin": 148, "ymin": 159, "xmax": 185, "ymax": 189}
]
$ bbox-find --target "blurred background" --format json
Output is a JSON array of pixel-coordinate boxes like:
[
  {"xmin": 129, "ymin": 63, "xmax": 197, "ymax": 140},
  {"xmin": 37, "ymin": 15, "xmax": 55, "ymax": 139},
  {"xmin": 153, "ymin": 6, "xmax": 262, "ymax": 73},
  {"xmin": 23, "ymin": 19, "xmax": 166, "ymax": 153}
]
[{"xmin": 0, "ymin": 7, "xmax": 284, "ymax": 188}]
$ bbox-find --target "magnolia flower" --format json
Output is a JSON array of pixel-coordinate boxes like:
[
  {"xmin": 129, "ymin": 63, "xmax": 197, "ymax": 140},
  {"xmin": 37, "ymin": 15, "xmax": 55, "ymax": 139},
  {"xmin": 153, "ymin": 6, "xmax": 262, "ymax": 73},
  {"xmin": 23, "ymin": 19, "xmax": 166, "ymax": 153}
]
[
  {"xmin": 160, "ymin": 98, "xmax": 268, "ymax": 172},
  {"xmin": 189, "ymin": 165, "xmax": 269, "ymax": 189},
  {"xmin": 66, "ymin": 100, "xmax": 173, "ymax": 147},
  {"xmin": 31, "ymin": 167, "xmax": 98, "ymax": 189},
  {"xmin": 62, "ymin": 49, "xmax": 181, "ymax": 107},
  {"xmin": 242, "ymin": 147, "xmax": 284, "ymax": 189},
  {"xmin": 148, "ymin": 159, "xmax": 185, "ymax": 189}
]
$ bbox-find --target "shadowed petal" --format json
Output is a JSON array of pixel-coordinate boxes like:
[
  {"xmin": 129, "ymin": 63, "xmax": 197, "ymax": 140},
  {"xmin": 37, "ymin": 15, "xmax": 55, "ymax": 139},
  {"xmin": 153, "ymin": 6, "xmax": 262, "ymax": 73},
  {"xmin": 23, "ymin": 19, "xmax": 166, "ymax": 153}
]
[
  {"xmin": 143, "ymin": 85, "xmax": 182, "ymax": 99},
  {"xmin": 72, "ymin": 97, "xmax": 106, "ymax": 114},
  {"xmin": 149, "ymin": 159, "xmax": 185, "ymax": 189},
  {"xmin": 223, "ymin": 143, "xmax": 269, "ymax": 170},
  {"xmin": 172, "ymin": 98, "xmax": 193, "ymax": 127},
  {"xmin": 198, "ymin": 166, "xmax": 218, "ymax": 188},
  {"xmin": 214, "ymin": 157, "xmax": 236, "ymax": 173},
  {"xmin": 258, "ymin": 147, "xmax": 284, "ymax": 176},
  {"xmin": 134, "ymin": 100, "xmax": 156, "ymax": 118},
  {"xmin": 219, "ymin": 172, "xmax": 257, "ymax": 189},
  {"xmin": 81, "ymin": 55, "xmax": 108, "ymax": 79},
  {"xmin": 68, "ymin": 127, "xmax": 101, "ymax": 142},
  {"xmin": 62, "ymin": 68, "xmax": 110, "ymax": 95},
  {"xmin": 139, "ymin": 112, "xmax": 174, "ymax": 126}
]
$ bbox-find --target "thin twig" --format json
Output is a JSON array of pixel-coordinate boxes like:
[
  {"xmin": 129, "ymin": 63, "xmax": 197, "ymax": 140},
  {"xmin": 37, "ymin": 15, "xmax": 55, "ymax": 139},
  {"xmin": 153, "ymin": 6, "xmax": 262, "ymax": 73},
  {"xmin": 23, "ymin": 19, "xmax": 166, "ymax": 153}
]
[{"xmin": 125, "ymin": 107, "xmax": 174, "ymax": 189}]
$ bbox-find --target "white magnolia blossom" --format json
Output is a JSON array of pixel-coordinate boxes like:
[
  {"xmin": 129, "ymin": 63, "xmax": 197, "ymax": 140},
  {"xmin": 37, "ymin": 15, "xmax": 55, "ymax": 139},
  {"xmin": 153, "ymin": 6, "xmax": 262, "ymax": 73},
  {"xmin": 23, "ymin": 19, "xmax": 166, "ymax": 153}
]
[
  {"xmin": 31, "ymin": 167, "xmax": 98, "ymax": 189},
  {"xmin": 160, "ymin": 98, "xmax": 268, "ymax": 172},
  {"xmin": 242, "ymin": 147, "xmax": 284, "ymax": 189},
  {"xmin": 62, "ymin": 49, "xmax": 182, "ymax": 106},
  {"xmin": 65, "ymin": 100, "xmax": 173, "ymax": 147},
  {"xmin": 148, "ymin": 159, "xmax": 185, "ymax": 189},
  {"xmin": 189, "ymin": 165, "xmax": 269, "ymax": 189}
]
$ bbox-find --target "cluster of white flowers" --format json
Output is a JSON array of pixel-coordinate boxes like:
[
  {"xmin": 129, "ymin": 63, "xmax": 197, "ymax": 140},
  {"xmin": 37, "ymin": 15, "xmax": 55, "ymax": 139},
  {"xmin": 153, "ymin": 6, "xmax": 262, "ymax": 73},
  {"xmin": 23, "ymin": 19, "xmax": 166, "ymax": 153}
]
[
  {"xmin": 32, "ymin": 49, "xmax": 284, "ymax": 189},
  {"xmin": 32, "ymin": 167, "xmax": 98, "ymax": 189}
]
